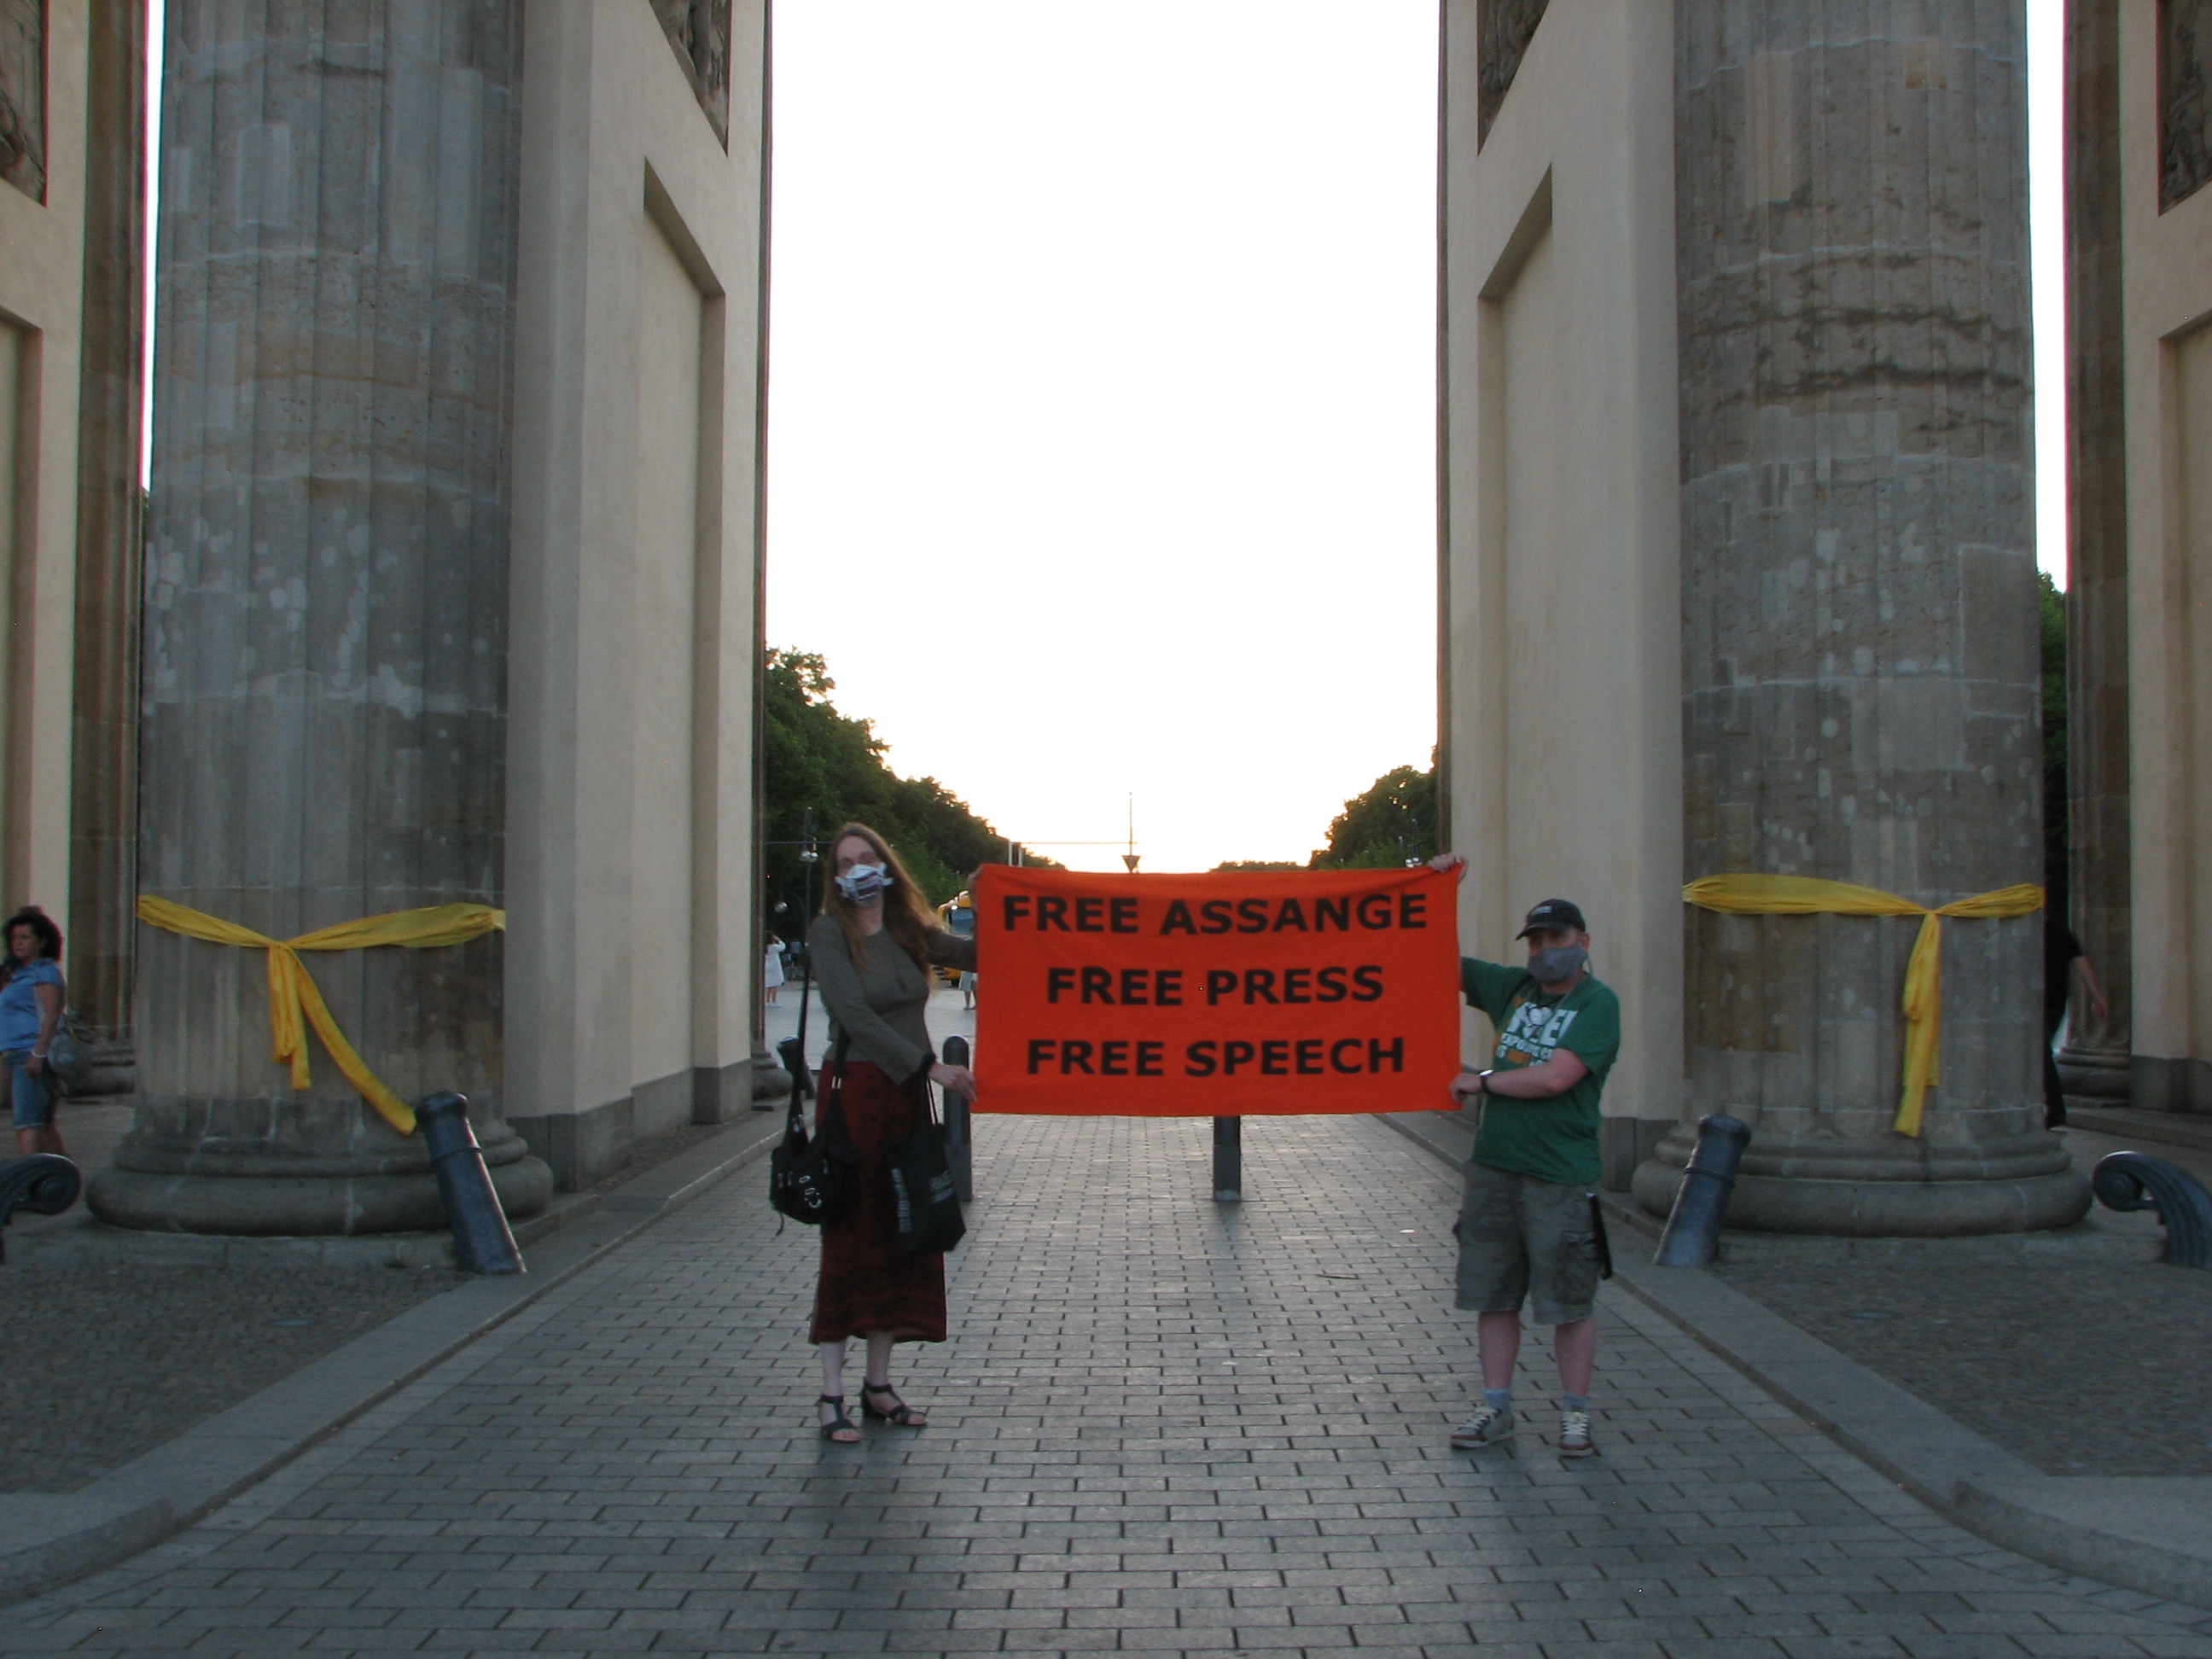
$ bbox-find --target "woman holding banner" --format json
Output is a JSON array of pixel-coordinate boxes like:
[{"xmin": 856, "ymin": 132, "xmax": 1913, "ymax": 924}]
[{"xmin": 805, "ymin": 824, "xmax": 979, "ymax": 1443}]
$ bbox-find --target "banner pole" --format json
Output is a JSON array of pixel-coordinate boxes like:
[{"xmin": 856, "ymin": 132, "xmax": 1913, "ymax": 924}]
[{"xmin": 1213, "ymin": 1116, "xmax": 1241, "ymax": 1202}]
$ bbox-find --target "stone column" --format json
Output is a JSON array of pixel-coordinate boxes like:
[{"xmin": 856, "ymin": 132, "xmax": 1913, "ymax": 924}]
[
  {"xmin": 89, "ymin": 0, "xmax": 550, "ymax": 1235},
  {"xmin": 1639, "ymin": 3, "xmax": 2087, "ymax": 1235},
  {"xmin": 2056, "ymin": 0, "xmax": 2132, "ymax": 1107},
  {"xmin": 68, "ymin": 0, "xmax": 147, "ymax": 1094}
]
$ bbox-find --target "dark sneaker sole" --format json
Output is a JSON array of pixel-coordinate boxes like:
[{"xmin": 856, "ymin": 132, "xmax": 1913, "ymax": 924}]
[{"xmin": 1450, "ymin": 1428, "xmax": 1516, "ymax": 1450}]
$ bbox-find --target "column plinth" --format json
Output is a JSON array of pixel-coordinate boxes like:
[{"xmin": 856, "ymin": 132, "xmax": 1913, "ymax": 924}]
[
  {"xmin": 89, "ymin": 0, "xmax": 548, "ymax": 1235},
  {"xmin": 1645, "ymin": 6, "xmax": 2087, "ymax": 1235}
]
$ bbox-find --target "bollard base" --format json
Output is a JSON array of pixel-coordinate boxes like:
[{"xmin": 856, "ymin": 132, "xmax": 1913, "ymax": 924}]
[
  {"xmin": 1650, "ymin": 1114, "xmax": 1752, "ymax": 1267},
  {"xmin": 1212, "ymin": 1116, "xmax": 1241, "ymax": 1203},
  {"xmin": 417, "ymin": 1092, "xmax": 527, "ymax": 1276}
]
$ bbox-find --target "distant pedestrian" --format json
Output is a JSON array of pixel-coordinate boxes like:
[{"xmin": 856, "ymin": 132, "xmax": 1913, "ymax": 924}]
[
  {"xmin": 763, "ymin": 934, "xmax": 786, "ymax": 1007},
  {"xmin": 2, "ymin": 906, "xmax": 67, "ymax": 1158},
  {"xmin": 805, "ymin": 824, "xmax": 978, "ymax": 1443},
  {"xmin": 944, "ymin": 887, "xmax": 980, "ymax": 1010},
  {"xmin": 2042, "ymin": 917, "xmax": 2109, "ymax": 1130},
  {"xmin": 1429, "ymin": 863, "xmax": 1621, "ymax": 1458}
]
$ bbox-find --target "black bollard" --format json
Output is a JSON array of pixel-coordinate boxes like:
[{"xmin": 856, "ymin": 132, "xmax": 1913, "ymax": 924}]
[
  {"xmin": 1213, "ymin": 1116, "xmax": 1242, "ymax": 1202},
  {"xmin": 416, "ymin": 1092, "xmax": 526, "ymax": 1275},
  {"xmin": 2093, "ymin": 1150, "xmax": 2212, "ymax": 1268},
  {"xmin": 1652, "ymin": 1114, "xmax": 1753, "ymax": 1267},
  {"xmin": 941, "ymin": 1036, "xmax": 975, "ymax": 1202},
  {"xmin": 0, "ymin": 1155, "xmax": 81, "ymax": 1265}
]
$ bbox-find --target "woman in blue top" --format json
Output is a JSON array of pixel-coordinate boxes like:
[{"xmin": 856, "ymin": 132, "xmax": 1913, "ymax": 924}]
[{"xmin": 1, "ymin": 907, "xmax": 67, "ymax": 1156}]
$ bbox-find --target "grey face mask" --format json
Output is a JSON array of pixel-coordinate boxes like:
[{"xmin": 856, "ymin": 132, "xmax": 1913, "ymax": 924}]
[
  {"xmin": 835, "ymin": 863, "xmax": 894, "ymax": 904},
  {"xmin": 1527, "ymin": 944, "xmax": 1587, "ymax": 985}
]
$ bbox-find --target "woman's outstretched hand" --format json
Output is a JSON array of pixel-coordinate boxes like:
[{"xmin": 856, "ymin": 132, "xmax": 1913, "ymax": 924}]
[
  {"xmin": 929, "ymin": 1062, "xmax": 977, "ymax": 1104},
  {"xmin": 1428, "ymin": 853, "xmax": 1466, "ymax": 876}
]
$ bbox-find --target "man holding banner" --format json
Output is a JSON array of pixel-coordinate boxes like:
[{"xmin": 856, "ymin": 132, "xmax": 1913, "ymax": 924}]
[
  {"xmin": 1434, "ymin": 869, "xmax": 1621, "ymax": 1458},
  {"xmin": 970, "ymin": 858, "xmax": 1616, "ymax": 1453}
]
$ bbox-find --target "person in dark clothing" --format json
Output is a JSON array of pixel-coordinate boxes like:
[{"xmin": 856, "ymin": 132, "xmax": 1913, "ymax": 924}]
[
  {"xmin": 2042, "ymin": 917, "xmax": 2109, "ymax": 1129},
  {"xmin": 804, "ymin": 824, "xmax": 978, "ymax": 1443}
]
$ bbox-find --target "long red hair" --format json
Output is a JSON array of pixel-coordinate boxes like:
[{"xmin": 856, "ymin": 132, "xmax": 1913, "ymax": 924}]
[{"xmin": 819, "ymin": 823, "xmax": 941, "ymax": 970}]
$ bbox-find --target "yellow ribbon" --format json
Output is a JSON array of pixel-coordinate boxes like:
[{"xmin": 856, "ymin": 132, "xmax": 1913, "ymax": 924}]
[
  {"xmin": 136, "ymin": 897, "xmax": 505, "ymax": 1135},
  {"xmin": 1682, "ymin": 875, "xmax": 2045, "ymax": 1138}
]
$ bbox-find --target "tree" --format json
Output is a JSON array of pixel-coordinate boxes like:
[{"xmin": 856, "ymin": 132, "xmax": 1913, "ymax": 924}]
[
  {"xmin": 1308, "ymin": 760, "xmax": 1438, "ymax": 870},
  {"xmin": 1211, "ymin": 859, "xmax": 1301, "ymax": 873},
  {"xmin": 760, "ymin": 649, "xmax": 1050, "ymax": 927}
]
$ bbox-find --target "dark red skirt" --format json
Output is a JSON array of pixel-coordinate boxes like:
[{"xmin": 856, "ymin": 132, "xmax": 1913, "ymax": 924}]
[{"xmin": 809, "ymin": 1061, "xmax": 948, "ymax": 1345}]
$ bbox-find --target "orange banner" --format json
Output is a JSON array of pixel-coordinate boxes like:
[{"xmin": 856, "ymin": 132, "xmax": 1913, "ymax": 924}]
[{"xmin": 973, "ymin": 864, "xmax": 1462, "ymax": 1116}]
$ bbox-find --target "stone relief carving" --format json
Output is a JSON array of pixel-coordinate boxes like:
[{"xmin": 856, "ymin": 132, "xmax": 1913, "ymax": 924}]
[
  {"xmin": 1476, "ymin": 0, "xmax": 1548, "ymax": 148},
  {"xmin": 2164, "ymin": 0, "xmax": 2212, "ymax": 210},
  {"xmin": 0, "ymin": 0, "xmax": 45, "ymax": 202},
  {"xmin": 652, "ymin": 0, "xmax": 730, "ymax": 148}
]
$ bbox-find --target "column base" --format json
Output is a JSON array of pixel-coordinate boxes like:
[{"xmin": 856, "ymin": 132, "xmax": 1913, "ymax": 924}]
[
  {"xmin": 84, "ymin": 1095, "xmax": 553, "ymax": 1236},
  {"xmin": 750, "ymin": 1044, "xmax": 790, "ymax": 1102},
  {"xmin": 1632, "ymin": 1125, "xmax": 2090, "ymax": 1236},
  {"xmin": 2056, "ymin": 1041, "xmax": 2131, "ymax": 1103},
  {"xmin": 72, "ymin": 1039, "xmax": 137, "ymax": 1098}
]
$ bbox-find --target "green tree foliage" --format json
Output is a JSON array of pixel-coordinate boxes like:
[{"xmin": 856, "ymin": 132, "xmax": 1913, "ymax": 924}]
[
  {"xmin": 2040, "ymin": 570, "xmax": 2068, "ymax": 901},
  {"xmin": 760, "ymin": 649, "xmax": 1049, "ymax": 926},
  {"xmin": 1211, "ymin": 859, "xmax": 1301, "ymax": 873},
  {"xmin": 1308, "ymin": 760, "xmax": 1438, "ymax": 870}
]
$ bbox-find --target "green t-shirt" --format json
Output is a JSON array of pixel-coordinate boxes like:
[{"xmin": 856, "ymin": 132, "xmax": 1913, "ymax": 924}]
[{"xmin": 1460, "ymin": 958, "xmax": 1621, "ymax": 1189}]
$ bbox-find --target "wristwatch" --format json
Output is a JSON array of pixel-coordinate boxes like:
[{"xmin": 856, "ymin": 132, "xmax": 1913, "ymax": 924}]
[{"xmin": 1475, "ymin": 1068, "xmax": 1495, "ymax": 1094}]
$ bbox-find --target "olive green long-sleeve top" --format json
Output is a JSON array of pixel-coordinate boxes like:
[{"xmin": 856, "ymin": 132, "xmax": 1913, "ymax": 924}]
[{"xmin": 806, "ymin": 912, "xmax": 977, "ymax": 1083}]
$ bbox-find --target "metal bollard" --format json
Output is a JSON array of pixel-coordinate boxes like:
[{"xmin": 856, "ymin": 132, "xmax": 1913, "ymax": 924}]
[
  {"xmin": 1652, "ymin": 1115, "xmax": 1753, "ymax": 1267},
  {"xmin": 1213, "ymin": 1116, "xmax": 1242, "ymax": 1202},
  {"xmin": 416, "ymin": 1092, "xmax": 526, "ymax": 1275},
  {"xmin": 0, "ymin": 1155, "xmax": 80, "ymax": 1265},
  {"xmin": 2093, "ymin": 1150, "xmax": 2212, "ymax": 1268},
  {"xmin": 941, "ymin": 1036, "xmax": 975, "ymax": 1202}
]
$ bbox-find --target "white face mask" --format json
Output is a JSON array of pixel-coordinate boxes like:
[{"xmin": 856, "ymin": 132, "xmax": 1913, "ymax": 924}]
[{"xmin": 835, "ymin": 862, "xmax": 893, "ymax": 904}]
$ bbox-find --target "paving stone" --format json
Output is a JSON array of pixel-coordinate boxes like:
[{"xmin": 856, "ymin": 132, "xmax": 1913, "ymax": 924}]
[{"xmin": 6, "ymin": 1115, "xmax": 2212, "ymax": 1659}]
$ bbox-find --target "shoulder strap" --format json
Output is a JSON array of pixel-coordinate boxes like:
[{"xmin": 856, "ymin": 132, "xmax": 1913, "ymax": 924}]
[
  {"xmin": 819, "ymin": 1032, "xmax": 853, "ymax": 1141},
  {"xmin": 785, "ymin": 932, "xmax": 816, "ymax": 1132},
  {"xmin": 913, "ymin": 1057, "xmax": 943, "ymax": 1129}
]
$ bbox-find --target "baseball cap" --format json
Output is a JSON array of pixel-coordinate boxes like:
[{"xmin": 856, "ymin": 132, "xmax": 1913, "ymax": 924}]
[{"xmin": 1516, "ymin": 898, "xmax": 1586, "ymax": 938}]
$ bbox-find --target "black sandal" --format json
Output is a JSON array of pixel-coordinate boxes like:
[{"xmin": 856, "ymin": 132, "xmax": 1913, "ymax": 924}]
[
  {"xmin": 817, "ymin": 1394, "xmax": 859, "ymax": 1443},
  {"xmin": 861, "ymin": 1382, "xmax": 927, "ymax": 1428}
]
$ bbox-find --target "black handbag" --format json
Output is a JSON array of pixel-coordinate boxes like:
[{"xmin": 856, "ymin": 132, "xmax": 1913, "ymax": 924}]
[
  {"xmin": 768, "ymin": 970, "xmax": 859, "ymax": 1226},
  {"xmin": 886, "ymin": 1070, "xmax": 966, "ymax": 1257}
]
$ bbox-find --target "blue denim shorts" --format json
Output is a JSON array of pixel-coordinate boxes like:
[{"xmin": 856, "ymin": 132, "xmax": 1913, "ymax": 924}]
[{"xmin": 3, "ymin": 1050, "xmax": 55, "ymax": 1130}]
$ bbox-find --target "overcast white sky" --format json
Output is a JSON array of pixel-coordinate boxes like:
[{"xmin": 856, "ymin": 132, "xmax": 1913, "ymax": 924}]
[
  {"xmin": 137, "ymin": 3, "xmax": 2071, "ymax": 875},
  {"xmin": 765, "ymin": 3, "xmax": 1443, "ymax": 873},
  {"xmin": 766, "ymin": 2, "xmax": 2071, "ymax": 875}
]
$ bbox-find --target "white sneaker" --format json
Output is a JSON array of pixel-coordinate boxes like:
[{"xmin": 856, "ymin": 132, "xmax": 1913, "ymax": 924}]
[
  {"xmin": 1450, "ymin": 1403, "xmax": 1516, "ymax": 1449},
  {"xmin": 1558, "ymin": 1408, "xmax": 1595, "ymax": 1457}
]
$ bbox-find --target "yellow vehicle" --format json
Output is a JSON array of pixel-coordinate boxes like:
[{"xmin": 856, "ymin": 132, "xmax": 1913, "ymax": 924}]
[{"xmin": 936, "ymin": 890, "xmax": 976, "ymax": 984}]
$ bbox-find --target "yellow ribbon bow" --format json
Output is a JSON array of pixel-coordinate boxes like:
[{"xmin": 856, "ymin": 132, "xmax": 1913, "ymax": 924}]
[
  {"xmin": 136, "ymin": 896, "xmax": 506, "ymax": 1135},
  {"xmin": 1681, "ymin": 875, "xmax": 2045, "ymax": 1138}
]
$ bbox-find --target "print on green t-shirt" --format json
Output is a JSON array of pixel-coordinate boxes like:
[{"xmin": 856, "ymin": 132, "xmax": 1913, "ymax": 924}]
[{"xmin": 1459, "ymin": 957, "xmax": 1621, "ymax": 1189}]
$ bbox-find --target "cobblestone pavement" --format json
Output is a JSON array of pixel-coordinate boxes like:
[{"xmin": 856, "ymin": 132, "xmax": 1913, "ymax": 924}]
[
  {"xmin": 0, "ymin": 1261, "xmax": 459, "ymax": 1493},
  {"xmin": 1719, "ymin": 1257, "xmax": 2212, "ymax": 1478},
  {"xmin": 8, "ymin": 1112, "xmax": 2212, "ymax": 1657}
]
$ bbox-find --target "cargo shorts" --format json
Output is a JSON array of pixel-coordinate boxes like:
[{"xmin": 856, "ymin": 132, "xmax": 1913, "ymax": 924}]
[{"xmin": 1454, "ymin": 1160, "xmax": 1602, "ymax": 1324}]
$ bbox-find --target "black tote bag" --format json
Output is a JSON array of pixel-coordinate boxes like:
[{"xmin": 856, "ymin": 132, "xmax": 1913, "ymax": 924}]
[{"xmin": 886, "ymin": 1069, "xmax": 965, "ymax": 1257}]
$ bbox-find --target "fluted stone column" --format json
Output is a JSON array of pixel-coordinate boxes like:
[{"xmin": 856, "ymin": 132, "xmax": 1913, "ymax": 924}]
[
  {"xmin": 89, "ymin": 0, "xmax": 550, "ymax": 1235},
  {"xmin": 1637, "ymin": 3, "xmax": 2087, "ymax": 1235},
  {"xmin": 69, "ymin": 0, "xmax": 148, "ymax": 1095},
  {"xmin": 2056, "ymin": 0, "xmax": 2132, "ymax": 1106}
]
